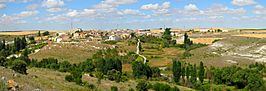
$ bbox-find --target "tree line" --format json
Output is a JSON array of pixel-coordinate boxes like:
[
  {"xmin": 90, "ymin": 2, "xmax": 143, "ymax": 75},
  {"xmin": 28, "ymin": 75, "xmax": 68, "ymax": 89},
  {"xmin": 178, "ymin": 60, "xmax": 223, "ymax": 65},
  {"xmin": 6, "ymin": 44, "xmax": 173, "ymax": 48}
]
[{"xmin": 172, "ymin": 59, "xmax": 266, "ymax": 91}]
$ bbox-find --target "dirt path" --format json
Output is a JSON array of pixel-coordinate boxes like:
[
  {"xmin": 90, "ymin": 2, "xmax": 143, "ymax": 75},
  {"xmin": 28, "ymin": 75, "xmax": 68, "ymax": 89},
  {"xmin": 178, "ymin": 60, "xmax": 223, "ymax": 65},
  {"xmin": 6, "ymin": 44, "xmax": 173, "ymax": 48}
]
[{"xmin": 136, "ymin": 39, "xmax": 147, "ymax": 64}]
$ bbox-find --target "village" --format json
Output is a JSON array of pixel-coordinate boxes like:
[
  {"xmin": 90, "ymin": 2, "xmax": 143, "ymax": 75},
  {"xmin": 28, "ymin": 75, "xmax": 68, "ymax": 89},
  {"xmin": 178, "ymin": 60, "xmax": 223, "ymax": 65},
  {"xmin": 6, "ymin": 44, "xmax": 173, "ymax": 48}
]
[{"xmin": 28, "ymin": 27, "xmax": 235, "ymax": 44}]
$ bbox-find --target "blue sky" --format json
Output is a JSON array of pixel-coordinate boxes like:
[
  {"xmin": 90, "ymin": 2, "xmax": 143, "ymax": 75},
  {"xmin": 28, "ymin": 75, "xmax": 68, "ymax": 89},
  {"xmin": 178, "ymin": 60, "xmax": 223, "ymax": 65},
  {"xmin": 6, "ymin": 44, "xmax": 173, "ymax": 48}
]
[{"xmin": 0, "ymin": 0, "xmax": 266, "ymax": 30}]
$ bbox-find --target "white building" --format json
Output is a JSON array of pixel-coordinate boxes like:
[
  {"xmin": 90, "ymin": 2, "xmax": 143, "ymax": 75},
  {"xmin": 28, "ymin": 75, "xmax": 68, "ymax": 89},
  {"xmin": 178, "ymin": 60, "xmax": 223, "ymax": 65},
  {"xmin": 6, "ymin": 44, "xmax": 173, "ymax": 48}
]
[{"xmin": 109, "ymin": 35, "xmax": 121, "ymax": 41}]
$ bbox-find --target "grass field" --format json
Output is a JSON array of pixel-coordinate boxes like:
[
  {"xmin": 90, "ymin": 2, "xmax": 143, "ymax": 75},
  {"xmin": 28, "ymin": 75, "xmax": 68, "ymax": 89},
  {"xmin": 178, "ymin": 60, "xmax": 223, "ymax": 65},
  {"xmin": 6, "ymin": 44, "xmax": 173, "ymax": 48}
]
[
  {"xmin": 0, "ymin": 67, "xmax": 90, "ymax": 91},
  {"xmin": 29, "ymin": 42, "xmax": 111, "ymax": 64}
]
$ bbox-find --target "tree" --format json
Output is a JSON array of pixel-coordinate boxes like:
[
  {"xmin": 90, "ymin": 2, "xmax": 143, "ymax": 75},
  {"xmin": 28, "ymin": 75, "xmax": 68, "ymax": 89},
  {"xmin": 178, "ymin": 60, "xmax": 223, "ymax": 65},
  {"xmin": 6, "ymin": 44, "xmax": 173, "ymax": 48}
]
[
  {"xmin": 199, "ymin": 61, "xmax": 205, "ymax": 83},
  {"xmin": 132, "ymin": 61, "xmax": 152, "ymax": 79},
  {"xmin": 246, "ymin": 72, "xmax": 264, "ymax": 91},
  {"xmin": 1, "ymin": 39, "xmax": 5, "ymax": 50},
  {"xmin": 181, "ymin": 66, "xmax": 186, "ymax": 83},
  {"xmin": 37, "ymin": 31, "xmax": 41, "ymax": 36},
  {"xmin": 11, "ymin": 60, "xmax": 27, "ymax": 74},
  {"xmin": 42, "ymin": 31, "xmax": 49, "ymax": 36},
  {"xmin": 162, "ymin": 28, "xmax": 172, "ymax": 41},
  {"xmin": 190, "ymin": 64, "xmax": 197, "ymax": 84},
  {"xmin": 21, "ymin": 36, "xmax": 27, "ymax": 49},
  {"xmin": 130, "ymin": 32, "xmax": 136, "ymax": 39},
  {"xmin": 20, "ymin": 48, "xmax": 30, "ymax": 64},
  {"xmin": 162, "ymin": 28, "xmax": 172, "ymax": 47},
  {"xmin": 151, "ymin": 67, "xmax": 161, "ymax": 77},
  {"xmin": 79, "ymin": 59, "xmax": 95, "ymax": 73},
  {"xmin": 28, "ymin": 36, "xmax": 36, "ymax": 44},
  {"xmin": 0, "ymin": 56, "xmax": 6, "ymax": 66},
  {"xmin": 136, "ymin": 80, "xmax": 148, "ymax": 91},
  {"xmin": 172, "ymin": 59, "xmax": 182, "ymax": 83},
  {"xmin": 184, "ymin": 33, "xmax": 193, "ymax": 49},
  {"xmin": 186, "ymin": 64, "xmax": 190, "ymax": 82}
]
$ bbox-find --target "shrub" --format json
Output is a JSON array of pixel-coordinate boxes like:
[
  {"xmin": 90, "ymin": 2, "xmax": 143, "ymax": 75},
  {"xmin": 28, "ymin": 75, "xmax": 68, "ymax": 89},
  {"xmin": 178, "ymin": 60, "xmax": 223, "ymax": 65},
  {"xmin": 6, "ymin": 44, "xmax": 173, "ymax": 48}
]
[
  {"xmin": 11, "ymin": 60, "xmax": 27, "ymax": 74},
  {"xmin": 152, "ymin": 83, "xmax": 171, "ymax": 91},
  {"xmin": 107, "ymin": 70, "xmax": 121, "ymax": 82},
  {"xmin": 65, "ymin": 75, "xmax": 73, "ymax": 82},
  {"xmin": 128, "ymin": 88, "xmax": 134, "ymax": 91},
  {"xmin": 136, "ymin": 80, "xmax": 148, "ymax": 91},
  {"xmin": 83, "ymin": 82, "xmax": 96, "ymax": 90},
  {"xmin": 111, "ymin": 86, "xmax": 118, "ymax": 91}
]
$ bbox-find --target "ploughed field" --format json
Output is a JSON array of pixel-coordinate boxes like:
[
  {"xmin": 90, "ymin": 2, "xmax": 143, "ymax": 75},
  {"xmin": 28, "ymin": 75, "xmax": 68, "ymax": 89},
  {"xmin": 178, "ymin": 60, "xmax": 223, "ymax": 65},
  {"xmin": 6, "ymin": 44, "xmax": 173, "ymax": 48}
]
[{"xmin": 0, "ymin": 31, "xmax": 38, "ymax": 35}]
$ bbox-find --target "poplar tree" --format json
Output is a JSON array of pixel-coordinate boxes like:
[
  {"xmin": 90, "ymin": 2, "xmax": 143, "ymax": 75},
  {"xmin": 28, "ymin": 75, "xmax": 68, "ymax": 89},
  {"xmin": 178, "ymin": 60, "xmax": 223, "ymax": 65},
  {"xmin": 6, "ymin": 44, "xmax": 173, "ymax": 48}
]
[
  {"xmin": 173, "ymin": 59, "xmax": 182, "ymax": 83},
  {"xmin": 199, "ymin": 61, "xmax": 205, "ymax": 83}
]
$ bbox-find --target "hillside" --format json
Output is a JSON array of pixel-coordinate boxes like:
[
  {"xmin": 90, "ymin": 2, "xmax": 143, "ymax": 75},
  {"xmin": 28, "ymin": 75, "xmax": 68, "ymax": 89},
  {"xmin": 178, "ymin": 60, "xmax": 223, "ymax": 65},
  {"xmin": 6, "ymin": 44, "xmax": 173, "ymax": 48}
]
[{"xmin": 0, "ymin": 67, "xmax": 90, "ymax": 91}]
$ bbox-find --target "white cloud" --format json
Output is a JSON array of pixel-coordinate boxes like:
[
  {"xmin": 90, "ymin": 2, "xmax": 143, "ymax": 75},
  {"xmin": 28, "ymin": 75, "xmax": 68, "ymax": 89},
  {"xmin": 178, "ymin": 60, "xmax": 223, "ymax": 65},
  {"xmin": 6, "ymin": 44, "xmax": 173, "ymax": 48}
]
[
  {"xmin": 117, "ymin": 9, "xmax": 143, "ymax": 16},
  {"xmin": 94, "ymin": 0, "xmax": 137, "ymax": 10},
  {"xmin": 253, "ymin": 5, "xmax": 266, "ymax": 15},
  {"xmin": 80, "ymin": 9, "xmax": 96, "ymax": 16},
  {"xmin": 66, "ymin": 9, "xmax": 96, "ymax": 17},
  {"xmin": 204, "ymin": 4, "xmax": 246, "ymax": 15},
  {"xmin": 26, "ymin": 4, "xmax": 38, "ymax": 10},
  {"xmin": 232, "ymin": 0, "xmax": 256, "ymax": 6},
  {"xmin": 42, "ymin": 0, "xmax": 65, "ymax": 12},
  {"xmin": 184, "ymin": 4, "xmax": 199, "ymax": 11},
  {"xmin": 0, "ymin": 0, "xmax": 31, "ymax": 3},
  {"xmin": 16, "ymin": 10, "xmax": 39, "ymax": 18},
  {"xmin": 0, "ymin": 3, "xmax": 6, "ymax": 9},
  {"xmin": 0, "ymin": 0, "xmax": 31, "ymax": 9},
  {"xmin": 0, "ymin": 10, "xmax": 38, "ymax": 24},
  {"xmin": 141, "ymin": 3, "xmax": 160, "ymax": 10},
  {"xmin": 47, "ymin": 8, "xmax": 66, "ymax": 12},
  {"xmin": 66, "ymin": 10, "xmax": 79, "ymax": 17},
  {"xmin": 42, "ymin": 0, "xmax": 64, "ymax": 8},
  {"xmin": 46, "ymin": 14, "xmax": 69, "ymax": 22},
  {"xmin": 176, "ymin": 4, "xmax": 246, "ymax": 16},
  {"xmin": 141, "ymin": 2, "xmax": 171, "ymax": 16}
]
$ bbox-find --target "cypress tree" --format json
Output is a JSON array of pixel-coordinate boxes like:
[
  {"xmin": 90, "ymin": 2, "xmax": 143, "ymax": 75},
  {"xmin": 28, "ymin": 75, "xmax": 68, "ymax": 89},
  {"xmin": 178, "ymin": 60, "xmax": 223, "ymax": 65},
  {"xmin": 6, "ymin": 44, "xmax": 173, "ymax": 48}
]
[
  {"xmin": 191, "ymin": 64, "xmax": 197, "ymax": 84},
  {"xmin": 199, "ymin": 61, "xmax": 205, "ymax": 83},
  {"xmin": 173, "ymin": 59, "xmax": 182, "ymax": 83},
  {"xmin": 186, "ymin": 64, "xmax": 190, "ymax": 81},
  {"xmin": 2, "ymin": 39, "xmax": 5, "ymax": 50},
  {"xmin": 21, "ymin": 36, "xmax": 27, "ymax": 49}
]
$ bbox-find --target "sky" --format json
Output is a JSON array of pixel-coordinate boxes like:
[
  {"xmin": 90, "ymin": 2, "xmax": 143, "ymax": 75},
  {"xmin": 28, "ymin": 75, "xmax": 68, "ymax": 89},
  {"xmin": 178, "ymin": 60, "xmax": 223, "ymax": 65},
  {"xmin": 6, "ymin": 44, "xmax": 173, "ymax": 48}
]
[{"xmin": 0, "ymin": 0, "xmax": 266, "ymax": 30}]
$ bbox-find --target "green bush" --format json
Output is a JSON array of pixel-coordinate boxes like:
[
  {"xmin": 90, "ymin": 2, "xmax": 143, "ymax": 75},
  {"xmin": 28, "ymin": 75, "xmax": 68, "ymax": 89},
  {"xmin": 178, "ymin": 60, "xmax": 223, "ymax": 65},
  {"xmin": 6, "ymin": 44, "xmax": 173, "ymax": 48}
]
[
  {"xmin": 107, "ymin": 69, "xmax": 121, "ymax": 82},
  {"xmin": 11, "ymin": 60, "xmax": 27, "ymax": 74},
  {"xmin": 65, "ymin": 75, "xmax": 73, "ymax": 82},
  {"xmin": 128, "ymin": 88, "xmax": 135, "ymax": 91},
  {"xmin": 136, "ymin": 80, "xmax": 148, "ymax": 91},
  {"xmin": 83, "ymin": 82, "xmax": 96, "ymax": 90},
  {"xmin": 152, "ymin": 83, "xmax": 171, "ymax": 91},
  {"xmin": 111, "ymin": 86, "xmax": 118, "ymax": 91}
]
